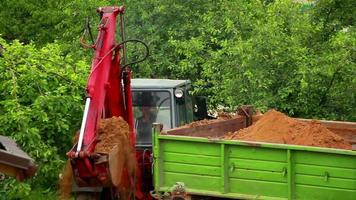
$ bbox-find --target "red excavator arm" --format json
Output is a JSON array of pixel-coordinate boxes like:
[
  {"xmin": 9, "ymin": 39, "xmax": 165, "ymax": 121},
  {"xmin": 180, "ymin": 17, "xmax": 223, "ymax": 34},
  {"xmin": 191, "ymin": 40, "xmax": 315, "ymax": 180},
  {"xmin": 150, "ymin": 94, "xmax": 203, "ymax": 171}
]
[{"xmin": 67, "ymin": 6, "xmax": 135, "ymax": 187}]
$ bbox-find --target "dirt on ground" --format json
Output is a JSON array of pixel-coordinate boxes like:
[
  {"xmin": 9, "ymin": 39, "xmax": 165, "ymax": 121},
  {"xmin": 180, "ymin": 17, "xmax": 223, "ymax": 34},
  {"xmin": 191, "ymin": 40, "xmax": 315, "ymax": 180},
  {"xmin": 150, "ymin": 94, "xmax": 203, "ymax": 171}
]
[
  {"xmin": 59, "ymin": 117, "xmax": 136, "ymax": 200},
  {"xmin": 224, "ymin": 109, "xmax": 352, "ymax": 150},
  {"xmin": 59, "ymin": 159, "xmax": 73, "ymax": 200},
  {"xmin": 95, "ymin": 116, "xmax": 136, "ymax": 199}
]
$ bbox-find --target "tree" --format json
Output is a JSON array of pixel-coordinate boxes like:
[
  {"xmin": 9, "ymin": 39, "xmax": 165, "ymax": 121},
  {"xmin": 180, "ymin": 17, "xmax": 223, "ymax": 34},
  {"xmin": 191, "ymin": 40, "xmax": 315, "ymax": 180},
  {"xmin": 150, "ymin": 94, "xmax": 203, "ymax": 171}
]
[{"xmin": 0, "ymin": 38, "xmax": 88, "ymax": 199}]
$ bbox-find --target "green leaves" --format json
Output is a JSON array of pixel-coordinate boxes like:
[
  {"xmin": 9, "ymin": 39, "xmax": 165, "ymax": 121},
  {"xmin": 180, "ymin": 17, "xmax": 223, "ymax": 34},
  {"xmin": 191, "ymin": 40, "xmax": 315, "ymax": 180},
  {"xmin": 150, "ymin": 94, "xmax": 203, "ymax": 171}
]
[
  {"xmin": 0, "ymin": 39, "xmax": 87, "ymax": 197},
  {"xmin": 146, "ymin": 0, "xmax": 355, "ymax": 120}
]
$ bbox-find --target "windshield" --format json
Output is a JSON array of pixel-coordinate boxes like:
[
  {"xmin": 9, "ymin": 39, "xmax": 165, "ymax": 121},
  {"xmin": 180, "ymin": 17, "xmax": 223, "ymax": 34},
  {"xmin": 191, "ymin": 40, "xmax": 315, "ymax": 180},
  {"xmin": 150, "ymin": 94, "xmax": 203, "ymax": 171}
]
[{"xmin": 133, "ymin": 91, "xmax": 172, "ymax": 145}]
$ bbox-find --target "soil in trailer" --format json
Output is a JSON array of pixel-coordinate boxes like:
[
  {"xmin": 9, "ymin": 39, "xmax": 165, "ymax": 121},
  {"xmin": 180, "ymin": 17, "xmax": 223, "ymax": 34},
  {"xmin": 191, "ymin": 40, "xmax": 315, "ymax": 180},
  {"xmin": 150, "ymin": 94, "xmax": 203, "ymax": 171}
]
[
  {"xmin": 179, "ymin": 112, "xmax": 237, "ymax": 128},
  {"xmin": 224, "ymin": 110, "xmax": 352, "ymax": 150}
]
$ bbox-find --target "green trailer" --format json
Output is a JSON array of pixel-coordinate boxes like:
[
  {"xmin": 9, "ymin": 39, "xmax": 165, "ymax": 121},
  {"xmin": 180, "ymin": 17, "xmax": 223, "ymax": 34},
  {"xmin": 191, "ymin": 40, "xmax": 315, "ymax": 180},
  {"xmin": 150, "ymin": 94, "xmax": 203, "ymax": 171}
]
[{"xmin": 152, "ymin": 117, "xmax": 356, "ymax": 200}]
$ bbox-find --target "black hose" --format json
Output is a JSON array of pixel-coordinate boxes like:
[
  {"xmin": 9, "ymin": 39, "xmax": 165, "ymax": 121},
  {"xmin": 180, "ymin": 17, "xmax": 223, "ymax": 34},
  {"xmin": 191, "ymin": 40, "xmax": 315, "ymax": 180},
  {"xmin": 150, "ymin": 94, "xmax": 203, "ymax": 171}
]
[
  {"xmin": 88, "ymin": 39, "xmax": 149, "ymax": 81},
  {"xmin": 117, "ymin": 39, "xmax": 150, "ymax": 69},
  {"xmin": 86, "ymin": 17, "xmax": 95, "ymax": 45}
]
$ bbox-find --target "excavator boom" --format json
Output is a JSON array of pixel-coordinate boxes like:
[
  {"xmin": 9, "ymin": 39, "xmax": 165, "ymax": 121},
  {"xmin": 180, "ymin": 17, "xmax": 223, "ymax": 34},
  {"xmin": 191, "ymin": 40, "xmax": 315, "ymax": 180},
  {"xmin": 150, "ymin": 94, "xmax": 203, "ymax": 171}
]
[{"xmin": 67, "ymin": 6, "xmax": 135, "ymax": 187}]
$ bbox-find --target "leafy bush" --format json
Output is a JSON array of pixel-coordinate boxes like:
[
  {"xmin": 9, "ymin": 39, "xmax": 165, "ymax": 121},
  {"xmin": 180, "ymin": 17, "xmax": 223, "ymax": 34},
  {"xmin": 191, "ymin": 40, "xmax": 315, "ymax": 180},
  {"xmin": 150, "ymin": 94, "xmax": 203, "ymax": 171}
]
[{"xmin": 0, "ymin": 38, "xmax": 88, "ymax": 198}]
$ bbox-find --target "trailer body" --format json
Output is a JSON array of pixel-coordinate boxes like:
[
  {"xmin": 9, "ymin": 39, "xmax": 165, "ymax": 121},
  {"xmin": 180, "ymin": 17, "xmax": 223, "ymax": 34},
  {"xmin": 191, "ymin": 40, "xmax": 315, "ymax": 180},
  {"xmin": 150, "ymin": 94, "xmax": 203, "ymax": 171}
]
[{"xmin": 152, "ymin": 117, "xmax": 356, "ymax": 199}]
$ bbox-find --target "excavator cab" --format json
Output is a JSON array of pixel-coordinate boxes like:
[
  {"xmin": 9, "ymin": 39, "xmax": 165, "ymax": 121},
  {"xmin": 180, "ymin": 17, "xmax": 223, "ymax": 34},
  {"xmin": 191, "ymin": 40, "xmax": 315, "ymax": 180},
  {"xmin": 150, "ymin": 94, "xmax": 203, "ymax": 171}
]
[
  {"xmin": 132, "ymin": 79, "xmax": 196, "ymax": 147},
  {"xmin": 131, "ymin": 79, "xmax": 204, "ymax": 198}
]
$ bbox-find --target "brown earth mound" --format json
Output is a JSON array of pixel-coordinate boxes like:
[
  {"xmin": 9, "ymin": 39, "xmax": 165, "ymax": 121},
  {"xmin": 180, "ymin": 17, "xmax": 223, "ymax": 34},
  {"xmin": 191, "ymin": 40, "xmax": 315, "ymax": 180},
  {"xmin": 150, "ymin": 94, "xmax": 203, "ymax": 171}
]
[
  {"xmin": 59, "ymin": 160, "xmax": 73, "ymax": 200},
  {"xmin": 224, "ymin": 110, "xmax": 351, "ymax": 150},
  {"xmin": 59, "ymin": 117, "xmax": 136, "ymax": 199},
  {"xmin": 95, "ymin": 116, "xmax": 130, "ymax": 153},
  {"xmin": 95, "ymin": 117, "xmax": 136, "ymax": 199}
]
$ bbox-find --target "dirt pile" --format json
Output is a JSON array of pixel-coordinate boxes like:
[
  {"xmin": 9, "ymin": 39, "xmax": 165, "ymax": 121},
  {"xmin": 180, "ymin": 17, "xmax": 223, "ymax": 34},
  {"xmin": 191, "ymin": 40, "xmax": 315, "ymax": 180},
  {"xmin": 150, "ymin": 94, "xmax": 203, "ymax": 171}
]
[
  {"xmin": 59, "ymin": 131, "xmax": 80, "ymax": 200},
  {"xmin": 59, "ymin": 117, "xmax": 136, "ymax": 199},
  {"xmin": 59, "ymin": 160, "xmax": 73, "ymax": 200},
  {"xmin": 224, "ymin": 110, "xmax": 351, "ymax": 150},
  {"xmin": 95, "ymin": 117, "xmax": 136, "ymax": 199},
  {"xmin": 95, "ymin": 116, "xmax": 131, "ymax": 153}
]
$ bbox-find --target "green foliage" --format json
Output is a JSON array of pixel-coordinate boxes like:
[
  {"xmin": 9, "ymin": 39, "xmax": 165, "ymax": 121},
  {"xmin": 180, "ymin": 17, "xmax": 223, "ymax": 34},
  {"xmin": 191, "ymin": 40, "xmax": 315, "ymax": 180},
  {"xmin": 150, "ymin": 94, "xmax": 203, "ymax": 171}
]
[
  {"xmin": 0, "ymin": 38, "xmax": 88, "ymax": 198},
  {"xmin": 1, "ymin": 180, "xmax": 58, "ymax": 200},
  {"xmin": 132, "ymin": 0, "xmax": 355, "ymax": 120},
  {"xmin": 0, "ymin": 0, "xmax": 110, "ymax": 44},
  {"xmin": 312, "ymin": 0, "xmax": 356, "ymax": 41}
]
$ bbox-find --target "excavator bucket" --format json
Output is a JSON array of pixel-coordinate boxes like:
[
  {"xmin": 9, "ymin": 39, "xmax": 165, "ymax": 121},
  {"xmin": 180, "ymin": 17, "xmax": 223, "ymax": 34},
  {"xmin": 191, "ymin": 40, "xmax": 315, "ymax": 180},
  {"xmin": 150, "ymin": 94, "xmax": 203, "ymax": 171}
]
[
  {"xmin": 0, "ymin": 135, "xmax": 37, "ymax": 181},
  {"xmin": 94, "ymin": 117, "xmax": 136, "ymax": 188}
]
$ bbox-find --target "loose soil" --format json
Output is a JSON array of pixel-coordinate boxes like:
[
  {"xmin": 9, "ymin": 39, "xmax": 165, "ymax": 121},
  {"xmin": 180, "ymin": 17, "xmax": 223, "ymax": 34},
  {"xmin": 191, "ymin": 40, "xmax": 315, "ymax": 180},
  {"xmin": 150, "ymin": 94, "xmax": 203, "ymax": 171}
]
[
  {"xmin": 224, "ymin": 110, "xmax": 352, "ymax": 150},
  {"xmin": 59, "ymin": 117, "xmax": 136, "ymax": 199},
  {"xmin": 217, "ymin": 112, "xmax": 236, "ymax": 120},
  {"xmin": 95, "ymin": 116, "xmax": 136, "ymax": 199},
  {"xmin": 59, "ymin": 159, "xmax": 73, "ymax": 200},
  {"xmin": 180, "ymin": 112, "xmax": 236, "ymax": 128},
  {"xmin": 95, "ymin": 116, "xmax": 131, "ymax": 154},
  {"xmin": 181, "ymin": 118, "xmax": 220, "ymax": 128}
]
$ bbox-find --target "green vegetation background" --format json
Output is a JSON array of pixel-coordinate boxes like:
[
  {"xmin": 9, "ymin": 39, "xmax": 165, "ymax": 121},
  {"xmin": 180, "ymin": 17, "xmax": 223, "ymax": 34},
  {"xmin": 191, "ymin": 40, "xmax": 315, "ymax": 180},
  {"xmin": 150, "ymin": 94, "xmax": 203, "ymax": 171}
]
[{"xmin": 0, "ymin": 0, "xmax": 354, "ymax": 199}]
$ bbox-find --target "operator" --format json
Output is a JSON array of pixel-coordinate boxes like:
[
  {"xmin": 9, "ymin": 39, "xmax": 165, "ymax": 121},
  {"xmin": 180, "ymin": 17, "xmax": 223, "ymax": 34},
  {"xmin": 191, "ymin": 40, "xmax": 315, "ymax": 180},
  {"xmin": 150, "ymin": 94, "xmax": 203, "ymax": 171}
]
[{"xmin": 135, "ymin": 93, "xmax": 157, "ymax": 144}]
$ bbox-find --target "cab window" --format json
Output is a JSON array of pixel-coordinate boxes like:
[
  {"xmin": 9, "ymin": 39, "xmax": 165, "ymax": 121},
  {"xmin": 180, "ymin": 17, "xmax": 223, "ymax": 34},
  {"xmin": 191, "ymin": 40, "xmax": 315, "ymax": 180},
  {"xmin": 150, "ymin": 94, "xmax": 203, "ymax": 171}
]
[{"xmin": 133, "ymin": 91, "xmax": 171, "ymax": 145}]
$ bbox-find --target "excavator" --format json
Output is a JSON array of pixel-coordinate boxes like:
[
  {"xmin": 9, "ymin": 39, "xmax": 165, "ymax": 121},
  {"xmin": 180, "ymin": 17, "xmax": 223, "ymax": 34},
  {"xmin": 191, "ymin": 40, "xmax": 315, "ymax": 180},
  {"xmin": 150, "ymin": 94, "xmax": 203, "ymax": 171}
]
[{"xmin": 66, "ymin": 4, "xmax": 207, "ymax": 200}]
